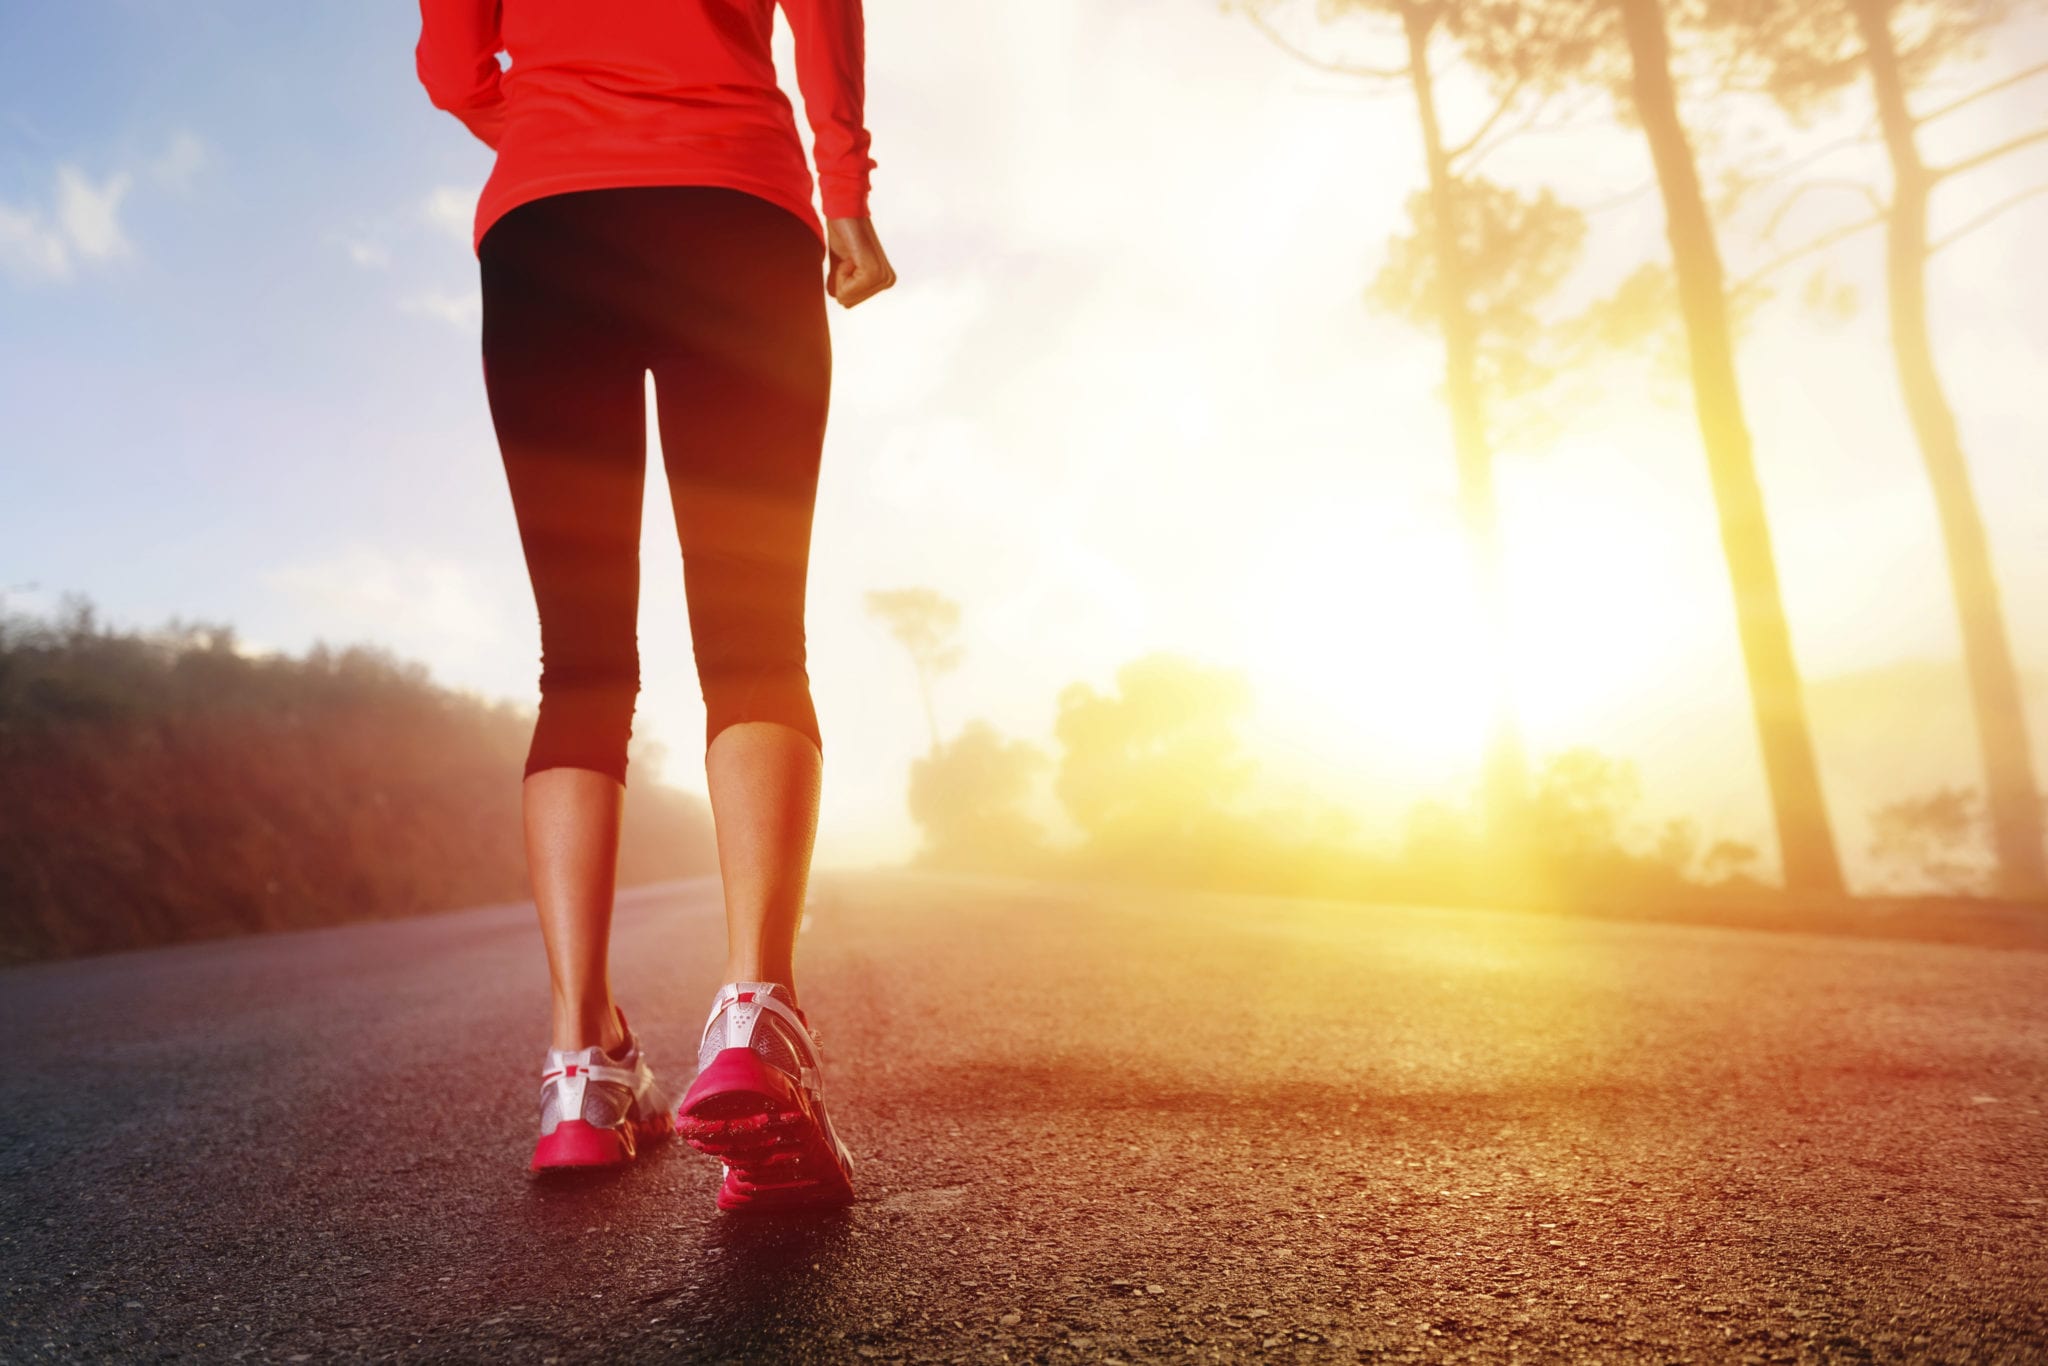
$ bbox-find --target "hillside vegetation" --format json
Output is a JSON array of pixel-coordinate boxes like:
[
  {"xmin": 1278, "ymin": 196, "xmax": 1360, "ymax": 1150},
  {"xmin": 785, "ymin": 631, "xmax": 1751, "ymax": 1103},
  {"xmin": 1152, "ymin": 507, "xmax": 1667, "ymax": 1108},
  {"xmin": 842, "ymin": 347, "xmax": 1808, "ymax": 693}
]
[{"xmin": 0, "ymin": 596, "xmax": 717, "ymax": 964}]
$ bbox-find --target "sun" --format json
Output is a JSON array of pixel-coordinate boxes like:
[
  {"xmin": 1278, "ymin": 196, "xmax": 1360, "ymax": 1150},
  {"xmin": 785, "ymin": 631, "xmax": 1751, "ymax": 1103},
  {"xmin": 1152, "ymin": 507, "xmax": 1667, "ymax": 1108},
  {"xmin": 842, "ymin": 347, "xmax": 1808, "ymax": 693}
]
[
  {"xmin": 1223, "ymin": 499, "xmax": 1499, "ymax": 774},
  {"xmin": 1216, "ymin": 438, "xmax": 1711, "ymax": 786}
]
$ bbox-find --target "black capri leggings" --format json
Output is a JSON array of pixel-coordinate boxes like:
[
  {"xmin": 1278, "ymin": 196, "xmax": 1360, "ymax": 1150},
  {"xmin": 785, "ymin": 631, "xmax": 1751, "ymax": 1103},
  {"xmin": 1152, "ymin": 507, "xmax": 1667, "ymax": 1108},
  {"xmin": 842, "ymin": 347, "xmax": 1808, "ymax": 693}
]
[{"xmin": 479, "ymin": 184, "xmax": 831, "ymax": 787}]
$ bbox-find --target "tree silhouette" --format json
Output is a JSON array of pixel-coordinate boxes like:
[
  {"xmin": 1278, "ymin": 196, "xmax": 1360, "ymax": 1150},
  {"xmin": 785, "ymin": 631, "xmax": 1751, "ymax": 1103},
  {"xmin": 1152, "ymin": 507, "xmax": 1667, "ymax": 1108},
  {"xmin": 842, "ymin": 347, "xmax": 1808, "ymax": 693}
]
[
  {"xmin": 1621, "ymin": 0, "xmax": 1846, "ymax": 891},
  {"xmin": 1454, "ymin": 0, "xmax": 1847, "ymax": 892},
  {"xmin": 906, "ymin": 719, "xmax": 1053, "ymax": 872},
  {"xmin": 1226, "ymin": 0, "xmax": 1601, "ymax": 849},
  {"xmin": 1052, "ymin": 652, "xmax": 1259, "ymax": 863},
  {"xmin": 1703, "ymin": 0, "xmax": 2048, "ymax": 893},
  {"xmin": 1530, "ymin": 744, "xmax": 1642, "ymax": 863},
  {"xmin": 863, "ymin": 587, "xmax": 965, "ymax": 755},
  {"xmin": 1868, "ymin": 784, "xmax": 1996, "ymax": 894},
  {"xmin": 1370, "ymin": 178, "xmax": 1588, "ymax": 440},
  {"xmin": 1701, "ymin": 836, "xmax": 1765, "ymax": 887}
]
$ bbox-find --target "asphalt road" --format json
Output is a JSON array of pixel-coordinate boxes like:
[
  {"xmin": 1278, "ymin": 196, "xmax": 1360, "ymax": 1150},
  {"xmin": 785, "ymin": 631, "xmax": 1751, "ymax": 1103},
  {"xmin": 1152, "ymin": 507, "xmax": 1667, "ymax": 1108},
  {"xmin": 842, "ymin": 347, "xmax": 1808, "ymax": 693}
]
[{"xmin": 2, "ymin": 872, "xmax": 2044, "ymax": 1363}]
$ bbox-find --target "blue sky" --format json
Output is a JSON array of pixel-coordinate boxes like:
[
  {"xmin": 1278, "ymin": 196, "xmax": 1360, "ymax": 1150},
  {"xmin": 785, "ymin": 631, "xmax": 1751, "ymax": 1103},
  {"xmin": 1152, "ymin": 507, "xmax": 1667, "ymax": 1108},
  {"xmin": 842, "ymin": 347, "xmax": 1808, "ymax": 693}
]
[
  {"xmin": 4, "ymin": 5, "xmax": 509, "ymax": 638},
  {"xmin": 5, "ymin": 1, "xmax": 2046, "ymax": 884}
]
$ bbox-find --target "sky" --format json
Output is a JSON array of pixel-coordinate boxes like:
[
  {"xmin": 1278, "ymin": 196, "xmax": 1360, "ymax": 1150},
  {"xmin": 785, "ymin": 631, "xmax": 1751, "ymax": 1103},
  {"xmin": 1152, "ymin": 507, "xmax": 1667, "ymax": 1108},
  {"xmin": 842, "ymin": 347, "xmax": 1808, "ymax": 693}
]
[{"xmin": 3, "ymin": 1, "xmax": 2045, "ymax": 887}]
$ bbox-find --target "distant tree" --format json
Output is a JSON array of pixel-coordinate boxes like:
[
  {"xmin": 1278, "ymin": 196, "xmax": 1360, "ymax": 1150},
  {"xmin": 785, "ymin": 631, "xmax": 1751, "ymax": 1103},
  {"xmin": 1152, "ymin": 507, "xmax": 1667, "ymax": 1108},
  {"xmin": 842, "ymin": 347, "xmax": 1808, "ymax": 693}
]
[
  {"xmin": 1624, "ymin": 0, "xmax": 1846, "ymax": 893},
  {"xmin": 1225, "ymin": 0, "xmax": 1603, "ymax": 847},
  {"xmin": 1701, "ymin": 836, "xmax": 1765, "ymax": 886},
  {"xmin": 1397, "ymin": 744, "xmax": 1725, "ymax": 896},
  {"xmin": 1652, "ymin": 814, "xmax": 1701, "ymax": 874},
  {"xmin": 1052, "ymin": 652, "xmax": 1259, "ymax": 865},
  {"xmin": 1371, "ymin": 177, "xmax": 1590, "ymax": 446},
  {"xmin": 1455, "ymin": 0, "xmax": 1847, "ymax": 892},
  {"xmin": 1703, "ymin": 0, "xmax": 2048, "ymax": 894},
  {"xmin": 906, "ymin": 719, "xmax": 1053, "ymax": 873},
  {"xmin": 864, "ymin": 587, "xmax": 965, "ymax": 755},
  {"xmin": 1529, "ymin": 744, "xmax": 1641, "ymax": 863},
  {"xmin": 1868, "ymin": 784, "xmax": 1995, "ymax": 894},
  {"xmin": 1563, "ymin": 251, "xmax": 1778, "ymax": 409}
]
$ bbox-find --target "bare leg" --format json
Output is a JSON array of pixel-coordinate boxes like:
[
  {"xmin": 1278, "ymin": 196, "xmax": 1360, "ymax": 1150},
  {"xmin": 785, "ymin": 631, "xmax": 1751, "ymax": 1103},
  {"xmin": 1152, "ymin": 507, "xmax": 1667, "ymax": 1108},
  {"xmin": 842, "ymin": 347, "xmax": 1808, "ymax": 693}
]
[
  {"xmin": 524, "ymin": 766, "xmax": 630, "ymax": 1052},
  {"xmin": 706, "ymin": 721, "xmax": 821, "ymax": 998}
]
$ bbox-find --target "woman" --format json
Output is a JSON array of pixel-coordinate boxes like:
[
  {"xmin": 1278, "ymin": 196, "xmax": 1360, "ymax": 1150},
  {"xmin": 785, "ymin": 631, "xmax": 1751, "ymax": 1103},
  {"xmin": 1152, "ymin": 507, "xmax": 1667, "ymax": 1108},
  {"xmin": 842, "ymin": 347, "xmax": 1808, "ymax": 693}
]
[{"xmin": 415, "ymin": 0, "xmax": 893, "ymax": 1209}]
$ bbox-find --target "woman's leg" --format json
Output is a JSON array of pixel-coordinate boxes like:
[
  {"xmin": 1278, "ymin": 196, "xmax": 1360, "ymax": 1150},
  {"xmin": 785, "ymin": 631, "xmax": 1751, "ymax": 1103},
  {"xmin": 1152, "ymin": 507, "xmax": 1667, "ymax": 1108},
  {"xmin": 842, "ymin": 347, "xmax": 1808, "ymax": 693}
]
[
  {"xmin": 524, "ymin": 769, "xmax": 628, "ymax": 1052},
  {"xmin": 705, "ymin": 722, "xmax": 821, "ymax": 991},
  {"xmin": 643, "ymin": 186, "xmax": 833, "ymax": 1000},
  {"xmin": 480, "ymin": 196, "xmax": 650, "ymax": 1052}
]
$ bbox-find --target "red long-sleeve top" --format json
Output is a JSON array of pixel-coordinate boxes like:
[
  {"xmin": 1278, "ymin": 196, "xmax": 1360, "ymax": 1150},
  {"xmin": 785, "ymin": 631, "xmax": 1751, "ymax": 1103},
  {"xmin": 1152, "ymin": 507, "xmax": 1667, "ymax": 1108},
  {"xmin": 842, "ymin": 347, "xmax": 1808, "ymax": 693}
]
[{"xmin": 415, "ymin": 0, "xmax": 875, "ymax": 258}]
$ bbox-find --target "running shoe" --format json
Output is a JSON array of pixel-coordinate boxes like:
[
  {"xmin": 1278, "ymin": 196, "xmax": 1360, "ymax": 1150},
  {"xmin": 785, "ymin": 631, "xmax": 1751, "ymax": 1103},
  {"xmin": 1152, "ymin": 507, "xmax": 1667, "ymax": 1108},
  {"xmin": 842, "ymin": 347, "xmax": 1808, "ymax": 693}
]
[
  {"xmin": 530, "ymin": 1007, "xmax": 671, "ymax": 1172},
  {"xmin": 675, "ymin": 981, "xmax": 856, "ymax": 1210}
]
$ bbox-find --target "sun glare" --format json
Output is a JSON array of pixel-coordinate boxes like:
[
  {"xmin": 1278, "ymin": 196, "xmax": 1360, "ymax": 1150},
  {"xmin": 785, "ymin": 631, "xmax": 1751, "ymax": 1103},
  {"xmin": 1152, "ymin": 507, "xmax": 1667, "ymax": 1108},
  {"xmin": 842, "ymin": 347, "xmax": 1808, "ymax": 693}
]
[
  {"xmin": 1498, "ymin": 436, "xmax": 1726, "ymax": 740},
  {"xmin": 1226, "ymin": 500, "xmax": 1496, "ymax": 771},
  {"xmin": 1210, "ymin": 426, "xmax": 1729, "ymax": 801}
]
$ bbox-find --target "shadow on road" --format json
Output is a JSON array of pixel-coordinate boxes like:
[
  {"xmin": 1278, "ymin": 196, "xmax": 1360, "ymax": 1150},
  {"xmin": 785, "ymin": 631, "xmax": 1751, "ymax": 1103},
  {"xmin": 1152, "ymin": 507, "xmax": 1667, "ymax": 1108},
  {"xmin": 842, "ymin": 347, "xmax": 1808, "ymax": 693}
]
[
  {"xmin": 514, "ymin": 1154, "xmax": 863, "ymax": 1352},
  {"xmin": 705, "ymin": 1204, "xmax": 856, "ymax": 1273},
  {"xmin": 679, "ymin": 1207, "xmax": 861, "ymax": 1353}
]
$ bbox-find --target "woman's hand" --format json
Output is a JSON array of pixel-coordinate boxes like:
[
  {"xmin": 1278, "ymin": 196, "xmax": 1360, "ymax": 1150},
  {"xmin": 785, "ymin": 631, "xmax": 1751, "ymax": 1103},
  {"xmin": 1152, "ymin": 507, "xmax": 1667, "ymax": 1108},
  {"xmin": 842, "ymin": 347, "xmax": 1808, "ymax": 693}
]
[{"xmin": 825, "ymin": 216, "xmax": 896, "ymax": 309}]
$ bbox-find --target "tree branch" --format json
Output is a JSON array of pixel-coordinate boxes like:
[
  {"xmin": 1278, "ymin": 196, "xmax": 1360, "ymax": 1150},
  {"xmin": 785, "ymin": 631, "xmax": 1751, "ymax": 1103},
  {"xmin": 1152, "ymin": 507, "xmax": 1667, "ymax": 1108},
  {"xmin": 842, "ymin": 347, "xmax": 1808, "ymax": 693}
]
[
  {"xmin": 1729, "ymin": 212, "xmax": 1886, "ymax": 297},
  {"xmin": 1933, "ymin": 127, "xmax": 2048, "ymax": 184},
  {"xmin": 1443, "ymin": 75, "xmax": 1530, "ymax": 165},
  {"xmin": 1241, "ymin": 5, "xmax": 1409, "ymax": 82},
  {"xmin": 1581, "ymin": 175, "xmax": 1663, "ymax": 216},
  {"xmin": 1760, "ymin": 178, "xmax": 1885, "ymax": 240},
  {"xmin": 1929, "ymin": 181, "xmax": 2048, "ymax": 256},
  {"xmin": 1458, "ymin": 91, "xmax": 1608, "ymax": 176},
  {"xmin": 1913, "ymin": 60, "xmax": 2048, "ymax": 128},
  {"xmin": 1714, "ymin": 125, "xmax": 1879, "ymax": 218}
]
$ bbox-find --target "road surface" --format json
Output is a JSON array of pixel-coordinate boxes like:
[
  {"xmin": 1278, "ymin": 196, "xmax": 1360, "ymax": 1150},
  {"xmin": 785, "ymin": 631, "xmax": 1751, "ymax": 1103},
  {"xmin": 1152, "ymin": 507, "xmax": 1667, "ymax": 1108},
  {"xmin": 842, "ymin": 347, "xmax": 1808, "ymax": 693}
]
[{"xmin": 3, "ymin": 872, "xmax": 2045, "ymax": 1362}]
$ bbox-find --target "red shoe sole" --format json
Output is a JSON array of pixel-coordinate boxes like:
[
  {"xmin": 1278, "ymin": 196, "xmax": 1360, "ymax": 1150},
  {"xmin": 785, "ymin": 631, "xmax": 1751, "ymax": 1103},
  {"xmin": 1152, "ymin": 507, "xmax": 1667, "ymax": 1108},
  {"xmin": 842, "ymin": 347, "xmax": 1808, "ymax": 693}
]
[
  {"xmin": 530, "ymin": 1113, "xmax": 672, "ymax": 1172},
  {"xmin": 676, "ymin": 1048, "xmax": 854, "ymax": 1210}
]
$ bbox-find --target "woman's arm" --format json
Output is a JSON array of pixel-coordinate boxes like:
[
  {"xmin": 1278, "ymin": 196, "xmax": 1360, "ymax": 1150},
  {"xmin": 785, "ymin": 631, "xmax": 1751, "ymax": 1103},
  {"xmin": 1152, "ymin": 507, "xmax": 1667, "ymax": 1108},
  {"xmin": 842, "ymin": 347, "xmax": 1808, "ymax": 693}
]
[
  {"xmin": 778, "ymin": 0, "xmax": 877, "ymax": 220},
  {"xmin": 415, "ymin": 0, "xmax": 508, "ymax": 151}
]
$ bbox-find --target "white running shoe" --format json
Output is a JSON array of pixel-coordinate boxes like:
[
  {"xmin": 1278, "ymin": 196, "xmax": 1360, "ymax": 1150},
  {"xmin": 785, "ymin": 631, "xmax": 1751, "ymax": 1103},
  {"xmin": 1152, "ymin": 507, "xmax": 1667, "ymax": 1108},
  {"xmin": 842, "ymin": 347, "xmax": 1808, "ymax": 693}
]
[
  {"xmin": 674, "ymin": 981, "xmax": 856, "ymax": 1210},
  {"xmin": 530, "ymin": 1007, "xmax": 670, "ymax": 1172}
]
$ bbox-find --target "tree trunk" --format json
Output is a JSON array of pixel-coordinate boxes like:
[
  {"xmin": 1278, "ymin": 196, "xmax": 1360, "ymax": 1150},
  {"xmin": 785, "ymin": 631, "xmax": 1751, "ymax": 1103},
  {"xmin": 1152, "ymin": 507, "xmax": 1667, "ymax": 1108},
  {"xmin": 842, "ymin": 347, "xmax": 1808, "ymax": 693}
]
[
  {"xmin": 1852, "ymin": 0, "xmax": 2045, "ymax": 895},
  {"xmin": 1616, "ymin": 0, "xmax": 1845, "ymax": 892},
  {"xmin": 1401, "ymin": 2, "xmax": 1530, "ymax": 844}
]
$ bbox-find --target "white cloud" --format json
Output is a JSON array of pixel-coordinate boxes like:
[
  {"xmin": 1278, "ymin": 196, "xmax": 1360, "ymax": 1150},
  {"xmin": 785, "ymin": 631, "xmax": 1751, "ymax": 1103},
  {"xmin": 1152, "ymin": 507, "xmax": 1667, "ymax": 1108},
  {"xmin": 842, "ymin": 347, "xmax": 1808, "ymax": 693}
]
[
  {"xmin": 0, "ymin": 202, "xmax": 71, "ymax": 282},
  {"xmin": 337, "ymin": 184, "xmax": 473, "ymax": 286},
  {"xmin": 0, "ymin": 164, "xmax": 133, "ymax": 283},
  {"xmin": 331, "ymin": 185, "xmax": 469, "ymax": 291},
  {"xmin": 399, "ymin": 286, "xmax": 481, "ymax": 329},
  {"xmin": 0, "ymin": 129, "xmax": 207, "ymax": 285},
  {"xmin": 422, "ymin": 185, "xmax": 476, "ymax": 243},
  {"xmin": 53, "ymin": 165, "xmax": 134, "ymax": 261}
]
